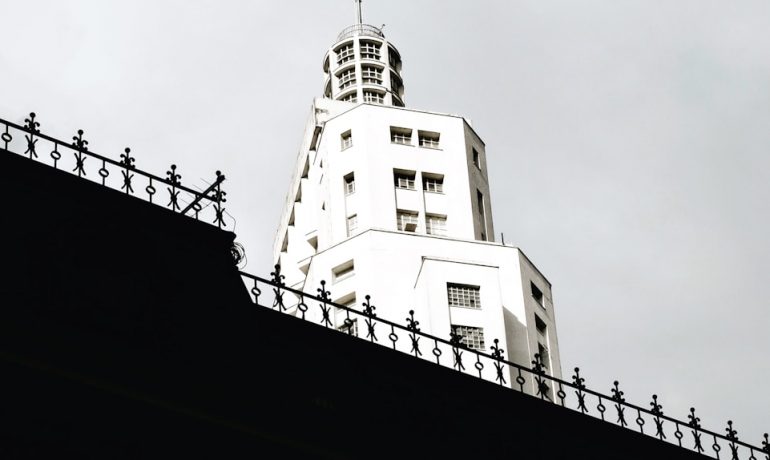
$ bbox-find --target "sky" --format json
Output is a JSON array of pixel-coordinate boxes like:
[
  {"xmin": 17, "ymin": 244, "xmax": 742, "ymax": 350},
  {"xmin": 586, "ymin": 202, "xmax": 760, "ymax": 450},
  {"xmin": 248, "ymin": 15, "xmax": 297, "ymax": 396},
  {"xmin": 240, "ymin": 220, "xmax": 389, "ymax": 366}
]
[{"xmin": 2, "ymin": 0, "xmax": 769, "ymax": 444}]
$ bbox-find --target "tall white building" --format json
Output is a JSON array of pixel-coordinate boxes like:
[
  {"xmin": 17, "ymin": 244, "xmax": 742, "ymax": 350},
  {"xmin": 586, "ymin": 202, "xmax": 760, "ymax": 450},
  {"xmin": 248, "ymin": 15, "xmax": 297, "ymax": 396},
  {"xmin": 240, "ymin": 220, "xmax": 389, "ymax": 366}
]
[{"xmin": 273, "ymin": 2, "xmax": 562, "ymax": 385}]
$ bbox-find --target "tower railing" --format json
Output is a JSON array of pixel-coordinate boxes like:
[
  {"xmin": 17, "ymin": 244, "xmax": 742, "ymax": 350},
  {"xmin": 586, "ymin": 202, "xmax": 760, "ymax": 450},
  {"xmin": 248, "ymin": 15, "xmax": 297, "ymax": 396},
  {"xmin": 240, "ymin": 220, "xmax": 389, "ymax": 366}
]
[
  {"xmin": 241, "ymin": 266, "xmax": 769, "ymax": 460},
  {"xmin": 0, "ymin": 113, "xmax": 228, "ymax": 229},
  {"xmin": 336, "ymin": 24, "xmax": 385, "ymax": 42}
]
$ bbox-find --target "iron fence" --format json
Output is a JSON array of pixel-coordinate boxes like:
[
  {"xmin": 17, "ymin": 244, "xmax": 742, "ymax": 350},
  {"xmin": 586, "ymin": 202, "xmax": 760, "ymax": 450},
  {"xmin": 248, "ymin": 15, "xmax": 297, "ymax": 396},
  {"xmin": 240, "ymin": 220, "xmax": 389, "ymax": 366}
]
[
  {"xmin": 336, "ymin": 23, "xmax": 385, "ymax": 42},
  {"xmin": 1, "ymin": 112, "xmax": 228, "ymax": 228},
  {"xmin": 241, "ymin": 266, "xmax": 769, "ymax": 460}
]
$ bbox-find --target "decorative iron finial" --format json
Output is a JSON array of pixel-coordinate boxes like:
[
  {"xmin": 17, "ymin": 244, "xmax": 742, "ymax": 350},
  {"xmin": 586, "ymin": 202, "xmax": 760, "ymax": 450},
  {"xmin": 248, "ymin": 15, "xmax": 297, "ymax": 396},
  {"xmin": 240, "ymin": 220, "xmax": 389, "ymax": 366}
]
[
  {"xmin": 405, "ymin": 310, "xmax": 422, "ymax": 356},
  {"xmin": 449, "ymin": 327, "xmax": 464, "ymax": 348},
  {"xmin": 270, "ymin": 264, "xmax": 285, "ymax": 286},
  {"xmin": 650, "ymin": 395, "xmax": 664, "ymax": 416},
  {"xmin": 166, "ymin": 164, "xmax": 181, "ymax": 185},
  {"xmin": 726, "ymin": 420, "xmax": 739, "ymax": 441},
  {"xmin": 572, "ymin": 367, "xmax": 586, "ymax": 390},
  {"xmin": 406, "ymin": 310, "xmax": 420, "ymax": 332},
  {"xmin": 362, "ymin": 295, "xmax": 378, "ymax": 342},
  {"xmin": 24, "ymin": 112, "xmax": 40, "ymax": 133},
  {"xmin": 72, "ymin": 129, "xmax": 88, "ymax": 151},
  {"xmin": 120, "ymin": 148, "xmax": 135, "ymax": 168},
  {"xmin": 611, "ymin": 381, "xmax": 625, "ymax": 403},
  {"xmin": 762, "ymin": 433, "xmax": 769, "ymax": 455},
  {"xmin": 317, "ymin": 280, "xmax": 330, "ymax": 301},
  {"xmin": 491, "ymin": 339, "xmax": 504, "ymax": 360},
  {"xmin": 531, "ymin": 353, "xmax": 546, "ymax": 374},
  {"xmin": 688, "ymin": 407, "xmax": 701, "ymax": 429}
]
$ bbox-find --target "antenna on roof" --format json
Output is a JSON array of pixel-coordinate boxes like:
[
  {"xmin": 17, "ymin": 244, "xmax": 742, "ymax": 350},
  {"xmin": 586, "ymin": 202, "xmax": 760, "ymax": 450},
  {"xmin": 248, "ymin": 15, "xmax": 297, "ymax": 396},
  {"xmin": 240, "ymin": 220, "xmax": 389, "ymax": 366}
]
[{"xmin": 355, "ymin": 0, "xmax": 363, "ymax": 25}]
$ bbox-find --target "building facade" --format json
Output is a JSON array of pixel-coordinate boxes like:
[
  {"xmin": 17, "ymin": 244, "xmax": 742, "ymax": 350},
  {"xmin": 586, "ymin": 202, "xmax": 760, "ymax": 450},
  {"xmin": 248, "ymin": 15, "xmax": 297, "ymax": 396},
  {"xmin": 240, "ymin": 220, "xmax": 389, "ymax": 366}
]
[{"xmin": 273, "ymin": 4, "xmax": 562, "ymax": 386}]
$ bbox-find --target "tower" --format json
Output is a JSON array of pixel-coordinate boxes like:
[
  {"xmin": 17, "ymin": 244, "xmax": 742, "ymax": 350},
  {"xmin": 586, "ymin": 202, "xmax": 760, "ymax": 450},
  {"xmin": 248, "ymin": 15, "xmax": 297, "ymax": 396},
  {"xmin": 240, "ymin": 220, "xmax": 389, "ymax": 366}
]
[{"xmin": 273, "ymin": 2, "xmax": 562, "ymax": 387}]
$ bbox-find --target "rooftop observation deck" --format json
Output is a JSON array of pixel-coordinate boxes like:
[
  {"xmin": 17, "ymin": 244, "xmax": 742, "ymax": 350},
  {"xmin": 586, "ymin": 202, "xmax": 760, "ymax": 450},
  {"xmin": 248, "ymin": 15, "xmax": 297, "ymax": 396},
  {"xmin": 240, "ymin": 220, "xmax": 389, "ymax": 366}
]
[
  {"xmin": 0, "ymin": 112, "xmax": 766, "ymax": 459},
  {"xmin": 336, "ymin": 23, "xmax": 385, "ymax": 42}
]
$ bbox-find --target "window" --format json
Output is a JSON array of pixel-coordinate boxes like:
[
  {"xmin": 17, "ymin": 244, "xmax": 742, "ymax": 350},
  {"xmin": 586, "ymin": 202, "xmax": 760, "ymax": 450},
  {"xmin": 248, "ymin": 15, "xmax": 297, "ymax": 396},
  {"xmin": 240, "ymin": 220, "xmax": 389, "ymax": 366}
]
[
  {"xmin": 531, "ymin": 282, "xmax": 544, "ymax": 307},
  {"xmin": 422, "ymin": 174, "xmax": 444, "ymax": 193},
  {"xmin": 344, "ymin": 172, "xmax": 355, "ymax": 195},
  {"xmin": 336, "ymin": 44, "xmax": 355, "ymax": 65},
  {"xmin": 361, "ymin": 66, "xmax": 383, "ymax": 84},
  {"xmin": 396, "ymin": 210, "xmax": 419, "ymax": 232},
  {"xmin": 477, "ymin": 189, "xmax": 487, "ymax": 241},
  {"xmin": 339, "ymin": 69, "xmax": 356, "ymax": 90},
  {"xmin": 363, "ymin": 90, "xmax": 384, "ymax": 104},
  {"xmin": 447, "ymin": 283, "xmax": 481, "ymax": 309},
  {"xmin": 418, "ymin": 131, "xmax": 440, "ymax": 149},
  {"xmin": 538, "ymin": 342, "xmax": 550, "ymax": 370},
  {"xmin": 472, "ymin": 147, "xmax": 481, "ymax": 168},
  {"xmin": 390, "ymin": 126, "xmax": 412, "ymax": 145},
  {"xmin": 426, "ymin": 214, "xmax": 447, "ymax": 236},
  {"xmin": 340, "ymin": 92, "xmax": 357, "ymax": 103},
  {"xmin": 394, "ymin": 171, "xmax": 416, "ymax": 190},
  {"xmin": 451, "ymin": 325, "xmax": 485, "ymax": 351},
  {"xmin": 332, "ymin": 260, "xmax": 355, "ymax": 283},
  {"xmin": 335, "ymin": 295, "xmax": 359, "ymax": 336},
  {"xmin": 535, "ymin": 314, "xmax": 547, "ymax": 336},
  {"xmin": 346, "ymin": 214, "xmax": 358, "ymax": 236},
  {"xmin": 341, "ymin": 130, "xmax": 353, "ymax": 150},
  {"xmin": 360, "ymin": 41, "xmax": 381, "ymax": 60}
]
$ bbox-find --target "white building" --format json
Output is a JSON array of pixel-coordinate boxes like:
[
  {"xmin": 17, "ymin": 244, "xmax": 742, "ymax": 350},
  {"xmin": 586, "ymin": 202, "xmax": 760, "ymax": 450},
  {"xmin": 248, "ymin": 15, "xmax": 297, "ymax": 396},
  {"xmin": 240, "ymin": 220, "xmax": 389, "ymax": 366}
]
[{"xmin": 273, "ymin": 2, "xmax": 562, "ymax": 387}]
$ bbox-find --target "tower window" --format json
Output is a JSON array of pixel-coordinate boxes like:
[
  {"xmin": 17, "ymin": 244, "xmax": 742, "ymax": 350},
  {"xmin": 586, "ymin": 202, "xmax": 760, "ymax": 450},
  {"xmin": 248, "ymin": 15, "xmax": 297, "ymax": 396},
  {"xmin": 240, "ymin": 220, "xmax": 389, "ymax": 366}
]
[
  {"xmin": 360, "ymin": 41, "xmax": 381, "ymax": 60},
  {"xmin": 336, "ymin": 44, "xmax": 355, "ymax": 65},
  {"xmin": 447, "ymin": 283, "xmax": 481, "ymax": 309},
  {"xmin": 361, "ymin": 66, "xmax": 383, "ymax": 85},
  {"xmin": 344, "ymin": 172, "xmax": 355, "ymax": 195},
  {"xmin": 418, "ymin": 131, "xmax": 441, "ymax": 149},
  {"xmin": 340, "ymin": 92, "xmax": 357, "ymax": 103},
  {"xmin": 363, "ymin": 90, "xmax": 384, "ymax": 104},
  {"xmin": 531, "ymin": 282, "xmax": 544, "ymax": 307},
  {"xmin": 477, "ymin": 189, "xmax": 487, "ymax": 241},
  {"xmin": 396, "ymin": 210, "xmax": 419, "ymax": 232},
  {"xmin": 346, "ymin": 214, "xmax": 358, "ymax": 236},
  {"xmin": 390, "ymin": 126, "xmax": 412, "ymax": 145},
  {"xmin": 341, "ymin": 130, "xmax": 353, "ymax": 150},
  {"xmin": 339, "ymin": 69, "xmax": 356, "ymax": 90},
  {"xmin": 451, "ymin": 325, "xmax": 485, "ymax": 351},
  {"xmin": 422, "ymin": 173, "xmax": 444, "ymax": 193},
  {"xmin": 426, "ymin": 214, "xmax": 447, "ymax": 236},
  {"xmin": 472, "ymin": 147, "xmax": 481, "ymax": 169},
  {"xmin": 393, "ymin": 170, "xmax": 416, "ymax": 190},
  {"xmin": 535, "ymin": 314, "xmax": 547, "ymax": 336}
]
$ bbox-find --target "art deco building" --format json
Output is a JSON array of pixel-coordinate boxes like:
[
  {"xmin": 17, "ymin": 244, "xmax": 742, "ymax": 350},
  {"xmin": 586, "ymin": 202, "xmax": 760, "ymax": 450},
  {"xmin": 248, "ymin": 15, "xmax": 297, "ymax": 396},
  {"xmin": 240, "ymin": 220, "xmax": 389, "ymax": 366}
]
[{"xmin": 273, "ymin": 2, "xmax": 563, "ymax": 384}]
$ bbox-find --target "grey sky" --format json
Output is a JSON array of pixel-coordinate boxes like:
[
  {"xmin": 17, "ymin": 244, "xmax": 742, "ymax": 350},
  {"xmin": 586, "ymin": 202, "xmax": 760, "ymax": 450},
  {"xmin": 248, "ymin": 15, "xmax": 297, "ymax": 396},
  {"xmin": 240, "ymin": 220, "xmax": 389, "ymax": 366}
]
[{"xmin": 2, "ymin": 0, "xmax": 768, "ymax": 443}]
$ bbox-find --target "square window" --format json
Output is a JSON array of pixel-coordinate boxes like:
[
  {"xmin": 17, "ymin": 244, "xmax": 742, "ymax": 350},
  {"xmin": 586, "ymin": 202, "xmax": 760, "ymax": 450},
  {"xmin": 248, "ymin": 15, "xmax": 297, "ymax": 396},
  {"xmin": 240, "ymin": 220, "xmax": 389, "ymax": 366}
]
[
  {"xmin": 422, "ymin": 173, "xmax": 444, "ymax": 193},
  {"xmin": 426, "ymin": 214, "xmax": 447, "ymax": 236},
  {"xmin": 418, "ymin": 130, "xmax": 440, "ymax": 149},
  {"xmin": 394, "ymin": 170, "xmax": 416, "ymax": 190},
  {"xmin": 451, "ymin": 325, "xmax": 485, "ymax": 351},
  {"xmin": 396, "ymin": 210, "xmax": 419, "ymax": 232},
  {"xmin": 447, "ymin": 283, "xmax": 481, "ymax": 309},
  {"xmin": 390, "ymin": 126, "xmax": 412, "ymax": 145}
]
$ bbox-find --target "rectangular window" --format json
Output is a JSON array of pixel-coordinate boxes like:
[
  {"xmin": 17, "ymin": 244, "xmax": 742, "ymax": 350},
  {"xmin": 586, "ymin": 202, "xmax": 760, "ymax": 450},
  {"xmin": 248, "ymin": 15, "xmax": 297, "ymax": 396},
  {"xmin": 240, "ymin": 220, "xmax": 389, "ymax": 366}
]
[
  {"xmin": 335, "ymin": 295, "xmax": 359, "ymax": 336},
  {"xmin": 472, "ymin": 147, "xmax": 481, "ymax": 168},
  {"xmin": 336, "ymin": 44, "xmax": 355, "ymax": 65},
  {"xmin": 346, "ymin": 214, "xmax": 358, "ymax": 236},
  {"xmin": 396, "ymin": 210, "xmax": 419, "ymax": 232},
  {"xmin": 538, "ymin": 342, "xmax": 550, "ymax": 370},
  {"xmin": 344, "ymin": 172, "xmax": 355, "ymax": 195},
  {"xmin": 394, "ymin": 170, "xmax": 416, "ymax": 190},
  {"xmin": 422, "ymin": 173, "xmax": 444, "ymax": 193},
  {"xmin": 339, "ymin": 69, "xmax": 356, "ymax": 90},
  {"xmin": 390, "ymin": 126, "xmax": 412, "ymax": 145},
  {"xmin": 363, "ymin": 90, "xmax": 384, "ymax": 104},
  {"xmin": 426, "ymin": 214, "xmax": 447, "ymax": 236},
  {"xmin": 447, "ymin": 283, "xmax": 481, "ymax": 309},
  {"xmin": 361, "ymin": 66, "xmax": 383, "ymax": 84},
  {"xmin": 418, "ymin": 131, "xmax": 441, "ymax": 149},
  {"xmin": 341, "ymin": 130, "xmax": 353, "ymax": 150},
  {"xmin": 332, "ymin": 260, "xmax": 355, "ymax": 282},
  {"xmin": 477, "ymin": 189, "xmax": 487, "ymax": 241},
  {"xmin": 531, "ymin": 282, "xmax": 544, "ymax": 307},
  {"xmin": 451, "ymin": 325, "xmax": 485, "ymax": 351},
  {"xmin": 360, "ymin": 41, "xmax": 381, "ymax": 60}
]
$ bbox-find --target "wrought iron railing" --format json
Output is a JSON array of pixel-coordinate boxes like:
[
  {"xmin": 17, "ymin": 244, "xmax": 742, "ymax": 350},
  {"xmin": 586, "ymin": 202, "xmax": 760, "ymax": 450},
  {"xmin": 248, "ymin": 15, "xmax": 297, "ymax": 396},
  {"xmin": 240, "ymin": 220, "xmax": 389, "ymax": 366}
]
[
  {"xmin": 1, "ymin": 113, "xmax": 228, "ymax": 228},
  {"xmin": 241, "ymin": 266, "xmax": 769, "ymax": 460},
  {"xmin": 336, "ymin": 24, "xmax": 385, "ymax": 42}
]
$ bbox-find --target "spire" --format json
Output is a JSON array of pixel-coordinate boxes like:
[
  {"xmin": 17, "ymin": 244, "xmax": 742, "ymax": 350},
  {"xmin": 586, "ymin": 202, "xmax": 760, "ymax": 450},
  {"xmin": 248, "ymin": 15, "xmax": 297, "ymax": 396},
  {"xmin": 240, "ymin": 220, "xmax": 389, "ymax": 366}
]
[{"xmin": 355, "ymin": 0, "xmax": 363, "ymax": 25}]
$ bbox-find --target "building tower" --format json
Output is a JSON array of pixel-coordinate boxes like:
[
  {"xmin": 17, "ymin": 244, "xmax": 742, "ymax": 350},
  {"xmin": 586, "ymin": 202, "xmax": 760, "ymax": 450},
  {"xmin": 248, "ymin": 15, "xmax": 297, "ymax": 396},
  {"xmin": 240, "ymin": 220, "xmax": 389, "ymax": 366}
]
[{"xmin": 273, "ymin": 1, "xmax": 562, "ymax": 386}]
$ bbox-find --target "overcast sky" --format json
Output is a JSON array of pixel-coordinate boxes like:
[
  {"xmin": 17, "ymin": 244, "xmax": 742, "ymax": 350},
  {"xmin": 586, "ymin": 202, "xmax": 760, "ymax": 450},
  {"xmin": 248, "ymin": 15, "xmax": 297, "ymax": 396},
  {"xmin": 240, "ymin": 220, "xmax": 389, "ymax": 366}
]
[{"xmin": 2, "ymin": 0, "xmax": 769, "ymax": 443}]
